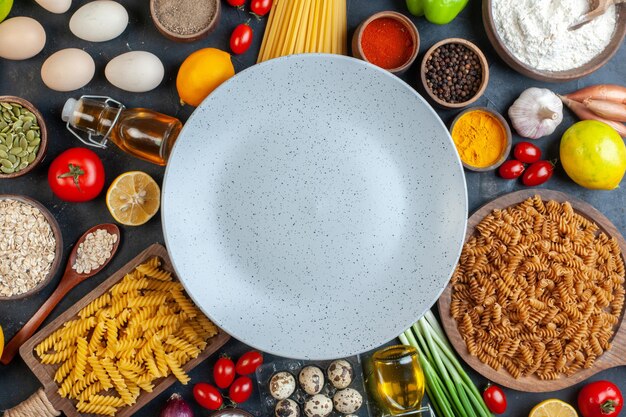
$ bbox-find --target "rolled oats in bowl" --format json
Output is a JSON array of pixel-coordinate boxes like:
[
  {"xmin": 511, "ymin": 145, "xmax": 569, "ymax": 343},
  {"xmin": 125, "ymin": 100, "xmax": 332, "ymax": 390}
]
[{"xmin": 0, "ymin": 199, "xmax": 57, "ymax": 297}]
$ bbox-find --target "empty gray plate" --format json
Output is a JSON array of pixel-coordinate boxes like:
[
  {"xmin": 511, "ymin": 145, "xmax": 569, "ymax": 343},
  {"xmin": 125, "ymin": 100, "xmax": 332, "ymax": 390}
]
[{"xmin": 162, "ymin": 54, "xmax": 467, "ymax": 360}]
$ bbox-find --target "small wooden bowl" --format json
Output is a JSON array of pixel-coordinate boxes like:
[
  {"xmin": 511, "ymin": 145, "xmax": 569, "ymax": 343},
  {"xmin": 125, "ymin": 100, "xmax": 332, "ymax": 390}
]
[
  {"xmin": 420, "ymin": 38, "xmax": 490, "ymax": 109},
  {"xmin": 0, "ymin": 195, "xmax": 63, "ymax": 301},
  {"xmin": 449, "ymin": 107, "xmax": 512, "ymax": 172},
  {"xmin": 0, "ymin": 96, "xmax": 48, "ymax": 179},
  {"xmin": 352, "ymin": 11, "xmax": 420, "ymax": 75},
  {"xmin": 150, "ymin": 0, "xmax": 221, "ymax": 42},
  {"xmin": 482, "ymin": 0, "xmax": 626, "ymax": 82}
]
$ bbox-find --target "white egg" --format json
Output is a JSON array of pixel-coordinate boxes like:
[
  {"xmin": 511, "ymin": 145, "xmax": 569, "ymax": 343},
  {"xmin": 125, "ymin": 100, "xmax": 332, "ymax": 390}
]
[
  {"xmin": 0, "ymin": 17, "xmax": 46, "ymax": 60},
  {"xmin": 69, "ymin": 0, "xmax": 128, "ymax": 42},
  {"xmin": 105, "ymin": 51, "xmax": 165, "ymax": 93},
  {"xmin": 41, "ymin": 49, "xmax": 95, "ymax": 92},
  {"xmin": 35, "ymin": 0, "xmax": 72, "ymax": 14}
]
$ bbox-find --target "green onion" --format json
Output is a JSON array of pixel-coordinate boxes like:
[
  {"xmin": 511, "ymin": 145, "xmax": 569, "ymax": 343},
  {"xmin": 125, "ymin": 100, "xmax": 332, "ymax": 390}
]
[{"xmin": 400, "ymin": 311, "xmax": 492, "ymax": 417}]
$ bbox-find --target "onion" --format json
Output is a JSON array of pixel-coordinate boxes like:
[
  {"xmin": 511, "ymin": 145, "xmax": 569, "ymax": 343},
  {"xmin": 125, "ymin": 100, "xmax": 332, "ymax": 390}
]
[{"xmin": 161, "ymin": 393, "xmax": 194, "ymax": 417}]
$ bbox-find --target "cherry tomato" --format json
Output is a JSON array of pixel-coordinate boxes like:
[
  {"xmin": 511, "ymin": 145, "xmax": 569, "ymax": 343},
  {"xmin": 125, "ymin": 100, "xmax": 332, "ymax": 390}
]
[
  {"xmin": 193, "ymin": 383, "xmax": 223, "ymax": 410},
  {"xmin": 498, "ymin": 160, "xmax": 525, "ymax": 179},
  {"xmin": 522, "ymin": 160, "xmax": 554, "ymax": 186},
  {"xmin": 483, "ymin": 384, "xmax": 507, "ymax": 414},
  {"xmin": 250, "ymin": 0, "xmax": 272, "ymax": 16},
  {"xmin": 226, "ymin": 0, "xmax": 246, "ymax": 6},
  {"xmin": 230, "ymin": 23, "xmax": 253, "ymax": 55},
  {"xmin": 514, "ymin": 142, "xmax": 542, "ymax": 164},
  {"xmin": 235, "ymin": 351, "xmax": 263, "ymax": 375},
  {"xmin": 48, "ymin": 147, "xmax": 105, "ymax": 202},
  {"xmin": 229, "ymin": 376, "xmax": 253, "ymax": 404},
  {"xmin": 578, "ymin": 381, "xmax": 623, "ymax": 417},
  {"xmin": 213, "ymin": 357, "xmax": 236, "ymax": 389}
]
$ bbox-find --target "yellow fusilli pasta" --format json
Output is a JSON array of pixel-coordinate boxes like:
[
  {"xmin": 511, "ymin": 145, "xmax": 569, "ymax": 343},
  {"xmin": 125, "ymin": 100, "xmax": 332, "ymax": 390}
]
[{"xmin": 34, "ymin": 256, "xmax": 220, "ymax": 415}]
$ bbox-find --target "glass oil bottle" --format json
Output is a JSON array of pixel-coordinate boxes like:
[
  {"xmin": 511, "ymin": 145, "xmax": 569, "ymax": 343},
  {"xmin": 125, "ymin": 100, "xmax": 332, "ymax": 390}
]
[{"xmin": 62, "ymin": 95, "xmax": 182, "ymax": 166}]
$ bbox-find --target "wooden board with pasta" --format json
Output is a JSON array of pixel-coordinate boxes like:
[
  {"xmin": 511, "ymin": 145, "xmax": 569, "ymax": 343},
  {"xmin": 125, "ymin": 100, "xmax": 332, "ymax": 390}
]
[
  {"xmin": 20, "ymin": 243, "xmax": 230, "ymax": 417},
  {"xmin": 438, "ymin": 189, "xmax": 626, "ymax": 393}
]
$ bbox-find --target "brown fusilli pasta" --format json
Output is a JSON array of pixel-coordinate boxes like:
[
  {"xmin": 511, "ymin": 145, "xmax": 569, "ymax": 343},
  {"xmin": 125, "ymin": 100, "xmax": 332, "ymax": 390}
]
[{"xmin": 451, "ymin": 197, "xmax": 625, "ymax": 380}]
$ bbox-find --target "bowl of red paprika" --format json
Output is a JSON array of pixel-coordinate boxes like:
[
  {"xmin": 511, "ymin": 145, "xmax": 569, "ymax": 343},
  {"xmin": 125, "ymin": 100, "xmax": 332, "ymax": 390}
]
[{"xmin": 352, "ymin": 11, "xmax": 419, "ymax": 75}]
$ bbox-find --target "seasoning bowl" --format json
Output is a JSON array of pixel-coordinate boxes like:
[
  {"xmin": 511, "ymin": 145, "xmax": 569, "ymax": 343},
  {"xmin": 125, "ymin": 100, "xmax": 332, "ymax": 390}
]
[
  {"xmin": 482, "ymin": 0, "xmax": 626, "ymax": 82},
  {"xmin": 150, "ymin": 0, "xmax": 221, "ymax": 42},
  {"xmin": 0, "ymin": 194, "xmax": 63, "ymax": 301},
  {"xmin": 352, "ymin": 11, "xmax": 420, "ymax": 74},
  {"xmin": 420, "ymin": 38, "xmax": 489, "ymax": 110},
  {"xmin": 449, "ymin": 107, "xmax": 512, "ymax": 172},
  {"xmin": 0, "ymin": 96, "xmax": 48, "ymax": 179}
]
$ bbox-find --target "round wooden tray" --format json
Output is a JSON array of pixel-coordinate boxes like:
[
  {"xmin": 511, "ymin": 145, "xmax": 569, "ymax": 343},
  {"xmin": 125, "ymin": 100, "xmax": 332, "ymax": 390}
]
[
  {"xmin": 482, "ymin": 0, "xmax": 626, "ymax": 82},
  {"xmin": 438, "ymin": 189, "xmax": 626, "ymax": 392}
]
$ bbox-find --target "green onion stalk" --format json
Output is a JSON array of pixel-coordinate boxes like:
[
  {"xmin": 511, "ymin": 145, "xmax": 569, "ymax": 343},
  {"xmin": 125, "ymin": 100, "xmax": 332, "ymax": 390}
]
[{"xmin": 399, "ymin": 311, "xmax": 492, "ymax": 417}]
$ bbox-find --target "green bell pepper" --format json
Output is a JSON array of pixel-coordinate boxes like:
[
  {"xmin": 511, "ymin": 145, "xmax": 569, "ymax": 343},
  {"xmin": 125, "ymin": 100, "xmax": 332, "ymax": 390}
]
[{"xmin": 406, "ymin": 0, "xmax": 469, "ymax": 25}]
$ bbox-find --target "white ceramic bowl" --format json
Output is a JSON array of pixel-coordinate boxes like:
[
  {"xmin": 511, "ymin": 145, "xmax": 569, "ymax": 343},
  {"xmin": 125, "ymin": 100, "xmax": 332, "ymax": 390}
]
[{"xmin": 162, "ymin": 54, "xmax": 467, "ymax": 359}]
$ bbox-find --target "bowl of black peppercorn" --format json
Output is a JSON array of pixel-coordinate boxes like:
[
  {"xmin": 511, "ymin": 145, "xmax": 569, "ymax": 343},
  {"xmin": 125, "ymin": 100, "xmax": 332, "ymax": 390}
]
[{"xmin": 420, "ymin": 38, "xmax": 489, "ymax": 109}]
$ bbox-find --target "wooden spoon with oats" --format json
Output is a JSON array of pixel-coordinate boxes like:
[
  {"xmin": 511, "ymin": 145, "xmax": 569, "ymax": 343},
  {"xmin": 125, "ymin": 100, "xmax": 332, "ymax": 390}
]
[{"xmin": 1, "ymin": 223, "xmax": 120, "ymax": 365}]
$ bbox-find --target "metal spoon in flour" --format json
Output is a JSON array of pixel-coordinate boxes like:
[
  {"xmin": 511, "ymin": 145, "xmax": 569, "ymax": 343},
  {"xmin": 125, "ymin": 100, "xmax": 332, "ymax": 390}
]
[{"xmin": 569, "ymin": 0, "xmax": 625, "ymax": 31}]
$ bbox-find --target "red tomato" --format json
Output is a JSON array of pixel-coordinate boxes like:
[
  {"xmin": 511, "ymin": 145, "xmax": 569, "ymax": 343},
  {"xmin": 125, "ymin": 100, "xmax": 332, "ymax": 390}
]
[
  {"xmin": 514, "ymin": 142, "xmax": 542, "ymax": 164},
  {"xmin": 229, "ymin": 376, "xmax": 253, "ymax": 404},
  {"xmin": 230, "ymin": 24, "xmax": 253, "ymax": 55},
  {"xmin": 483, "ymin": 385, "xmax": 507, "ymax": 414},
  {"xmin": 214, "ymin": 357, "xmax": 236, "ymax": 389},
  {"xmin": 193, "ymin": 383, "xmax": 223, "ymax": 410},
  {"xmin": 250, "ymin": 0, "xmax": 272, "ymax": 16},
  {"xmin": 498, "ymin": 160, "xmax": 525, "ymax": 179},
  {"xmin": 48, "ymin": 148, "xmax": 105, "ymax": 202},
  {"xmin": 226, "ymin": 0, "xmax": 246, "ymax": 6},
  {"xmin": 578, "ymin": 381, "xmax": 623, "ymax": 417},
  {"xmin": 522, "ymin": 160, "xmax": 554, "ymax": 186},
  {"xmin": 235, "ymin": 351, "xmax": 263, "ymax": 375}
]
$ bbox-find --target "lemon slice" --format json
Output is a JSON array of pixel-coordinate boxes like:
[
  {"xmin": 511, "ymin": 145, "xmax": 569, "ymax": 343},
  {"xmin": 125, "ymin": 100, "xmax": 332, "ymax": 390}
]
[
  {"xmin": 106, "ymin": 171, "xmax": 160, "ymax": 226},
  {"xmin": 530, "ymin": 399, "xmax": 578, "ymax": 417}
]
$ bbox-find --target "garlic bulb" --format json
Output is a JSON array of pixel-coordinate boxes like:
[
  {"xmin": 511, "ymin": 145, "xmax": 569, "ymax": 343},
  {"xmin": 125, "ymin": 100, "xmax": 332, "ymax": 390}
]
[{"xmin": 508, "ymin": 88, "xmax": 563, "ymax": 139}]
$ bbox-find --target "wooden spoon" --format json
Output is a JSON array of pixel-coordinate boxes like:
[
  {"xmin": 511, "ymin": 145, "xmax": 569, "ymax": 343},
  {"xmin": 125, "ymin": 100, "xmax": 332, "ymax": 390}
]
[
  {"xmin": 569, "ymin": 0, "xmax": 626, "ymax": 31},
  {"xmin": 0, "ymin": 223, "xmax": 121, "ymax": 365}
]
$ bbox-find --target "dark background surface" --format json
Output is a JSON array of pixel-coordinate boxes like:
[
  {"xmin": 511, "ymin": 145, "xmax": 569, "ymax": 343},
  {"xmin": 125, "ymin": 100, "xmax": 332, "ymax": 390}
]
[{"xmin": 1, "ymin": 0, "xmax": 625, "ymax": 416}]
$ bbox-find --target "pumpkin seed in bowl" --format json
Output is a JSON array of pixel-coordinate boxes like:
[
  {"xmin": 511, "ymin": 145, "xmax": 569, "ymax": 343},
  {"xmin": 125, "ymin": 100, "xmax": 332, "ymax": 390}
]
[{"xmin": 0, "ymin": 101, "xmax": 42, "ymax": 175}]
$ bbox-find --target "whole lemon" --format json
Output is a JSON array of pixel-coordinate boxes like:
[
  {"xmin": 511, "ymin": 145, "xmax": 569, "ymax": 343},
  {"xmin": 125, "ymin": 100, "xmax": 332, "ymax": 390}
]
[
  {"xmin": 0, "ymin": 324, "xmax": 4, "ymax": 359},
  {"xmin": 176, "ymin": 48, "xmax": 235, "ymax": 107},
  {"xmin": 0, "ymin": 0, "xmax": 13, "ymax": 22},
  {"xmin": 560, "ymin": 120, "xmax": 626, "ymax": 190}
]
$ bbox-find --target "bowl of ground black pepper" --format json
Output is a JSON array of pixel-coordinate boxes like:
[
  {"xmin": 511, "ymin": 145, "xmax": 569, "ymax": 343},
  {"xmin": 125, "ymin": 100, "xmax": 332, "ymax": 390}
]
[
  {"xmin": 420, "ymin": 38, "xmax": 489, "ymax": 109},
  {"xmin": 150, "ymin": 0, "xmax": 220, "ymax": 42}
]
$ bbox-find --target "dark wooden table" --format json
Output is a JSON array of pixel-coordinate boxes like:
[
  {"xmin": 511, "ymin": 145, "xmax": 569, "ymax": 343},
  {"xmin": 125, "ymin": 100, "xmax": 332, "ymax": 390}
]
[{"xmin": 1, "ymin": 0, "xmax": 625, "ymax": 416}]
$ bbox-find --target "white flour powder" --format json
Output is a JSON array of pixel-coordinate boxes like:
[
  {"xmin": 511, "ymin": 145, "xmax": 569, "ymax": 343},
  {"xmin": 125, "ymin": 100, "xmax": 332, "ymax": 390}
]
[{"xmin": 492, "ymin": 0, "xmax": 616, "ymax": 72}]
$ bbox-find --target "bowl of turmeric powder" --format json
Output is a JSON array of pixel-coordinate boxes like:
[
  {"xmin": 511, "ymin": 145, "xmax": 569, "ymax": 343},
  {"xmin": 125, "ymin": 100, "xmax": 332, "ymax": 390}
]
[{"xmin": 450, "ymin": 107, "xmax": 511, "ymax": 172}]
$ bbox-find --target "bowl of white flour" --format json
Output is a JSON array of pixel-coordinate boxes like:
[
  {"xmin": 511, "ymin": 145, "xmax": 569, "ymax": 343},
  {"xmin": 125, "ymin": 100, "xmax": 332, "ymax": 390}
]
[{"xmin": 483, "ymin": 0, "xmax": 626, "ymax": 81}]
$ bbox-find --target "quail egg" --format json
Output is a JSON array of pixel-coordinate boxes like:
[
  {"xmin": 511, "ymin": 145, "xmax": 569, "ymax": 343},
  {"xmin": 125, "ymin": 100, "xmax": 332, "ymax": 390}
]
[
  {"xmin": 299, "ymin": 366, "xmax": 325, "ymax": 395},
  {"xmin": 304, "ymin": 394, "xmax": 333, "ymax": 417},
  {"xmin": 327, "ymin": 359, "xmax": 353, "ymax": 389},
  {"xmin": 269, "ymin": 372, "xmax": 296, "ymax": 400},
  {"xmin": 275, "ymin": 399, "xmax": 300, "ymax": 417},
  {"xmin": 333, "ymin": 388, "xmax": 363, "ymax": 414}
]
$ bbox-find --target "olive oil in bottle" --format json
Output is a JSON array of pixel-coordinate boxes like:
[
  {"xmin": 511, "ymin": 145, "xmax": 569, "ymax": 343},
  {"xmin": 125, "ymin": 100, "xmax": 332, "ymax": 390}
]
[
  {"xmin": 62, "ymin": 96, "xmax": 182, "ymax": 166},
  {"xmin": 371, "ymin": 345, "xmax": 425, "ymax": 415}
]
